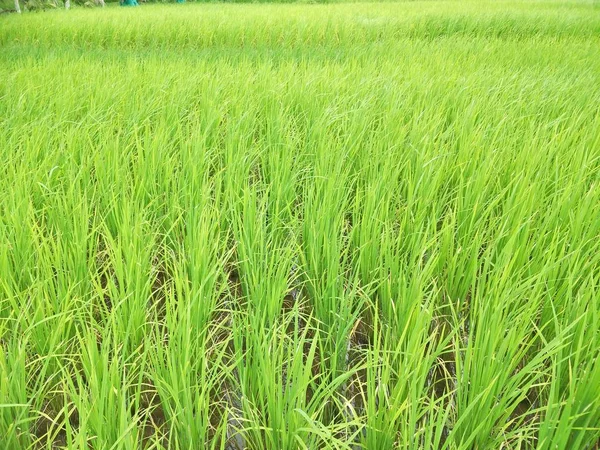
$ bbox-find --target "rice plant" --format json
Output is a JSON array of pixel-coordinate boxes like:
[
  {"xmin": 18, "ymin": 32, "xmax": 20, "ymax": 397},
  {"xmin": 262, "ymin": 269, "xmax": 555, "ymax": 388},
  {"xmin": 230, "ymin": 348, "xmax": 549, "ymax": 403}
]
[{"xmin": 1, "ymin": 1, "xmax": 600, "ymax": 449}]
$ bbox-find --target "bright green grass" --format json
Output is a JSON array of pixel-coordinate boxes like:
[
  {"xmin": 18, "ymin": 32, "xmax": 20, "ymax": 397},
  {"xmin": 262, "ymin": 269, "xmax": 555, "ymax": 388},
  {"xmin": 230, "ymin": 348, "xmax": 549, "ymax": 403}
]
[{"xmin": 1, "ymin": 2, "xmax": 600, "ymax": 449}]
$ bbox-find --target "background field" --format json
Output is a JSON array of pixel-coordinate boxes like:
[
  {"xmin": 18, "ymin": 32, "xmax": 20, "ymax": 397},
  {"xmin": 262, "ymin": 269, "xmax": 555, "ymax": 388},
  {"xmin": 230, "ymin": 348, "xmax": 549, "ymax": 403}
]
[{"xmin": 1, "ymin": 2, "xmax": 600, "ymax": 449}]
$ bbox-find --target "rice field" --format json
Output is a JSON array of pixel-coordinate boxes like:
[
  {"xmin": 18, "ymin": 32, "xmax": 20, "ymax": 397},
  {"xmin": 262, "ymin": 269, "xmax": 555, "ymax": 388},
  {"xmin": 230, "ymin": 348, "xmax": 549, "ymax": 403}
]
[{"xmin": 1, "ymin": 2, "xmax": 600, "ymax": 449}]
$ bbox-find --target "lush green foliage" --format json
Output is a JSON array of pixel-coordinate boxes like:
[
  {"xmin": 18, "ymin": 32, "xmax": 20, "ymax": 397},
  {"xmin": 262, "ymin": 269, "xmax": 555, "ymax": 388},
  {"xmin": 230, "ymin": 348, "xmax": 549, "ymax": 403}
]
[{"xmin": 1, "ymin": 2, "xmax": 600, "ymax": 449}]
